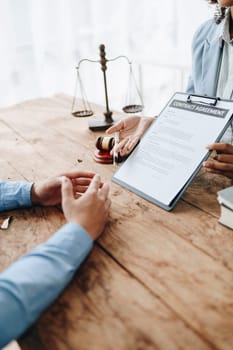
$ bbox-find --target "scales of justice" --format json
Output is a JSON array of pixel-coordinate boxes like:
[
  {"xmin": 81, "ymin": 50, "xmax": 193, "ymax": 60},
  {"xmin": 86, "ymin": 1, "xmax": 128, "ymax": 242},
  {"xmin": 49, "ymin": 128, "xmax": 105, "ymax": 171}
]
[{"xmin": 71, "ymin": 44, "xmax": 144, "ymax": 131}]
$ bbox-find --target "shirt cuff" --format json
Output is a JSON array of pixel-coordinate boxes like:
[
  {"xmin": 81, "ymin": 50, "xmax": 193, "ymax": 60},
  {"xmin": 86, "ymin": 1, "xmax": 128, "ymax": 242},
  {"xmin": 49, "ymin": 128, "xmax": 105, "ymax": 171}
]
[
  {"xmin": 19, "ymin": 182, "xmax": 33, "ymax": 207},
  {"xmin": 0, "ymin": 181, "xmax": 33, "ymax": 212}
]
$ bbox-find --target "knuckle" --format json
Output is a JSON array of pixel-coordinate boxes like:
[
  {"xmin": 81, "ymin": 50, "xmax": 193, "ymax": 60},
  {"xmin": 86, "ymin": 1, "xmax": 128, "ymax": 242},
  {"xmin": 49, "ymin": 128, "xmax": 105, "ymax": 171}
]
[
  {"xmin": 88, "ymin": 190, "xmax": 97, "ymax": 198},
  {"xmin": 100, "ymin": 196, "xmax": 106, "ymax": 205},
  {"xmin": 227, "ymin": 164, "xmax": 233, "ymax": 170}
]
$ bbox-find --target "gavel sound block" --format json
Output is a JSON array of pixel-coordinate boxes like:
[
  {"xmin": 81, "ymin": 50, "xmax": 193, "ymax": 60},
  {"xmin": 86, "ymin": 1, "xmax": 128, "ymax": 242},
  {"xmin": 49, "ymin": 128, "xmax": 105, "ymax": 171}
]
[
  {"xmin": 93, "ymin": 136, "xmax": 137, "ymax": 164},
  {"xmin": 94, "ymin": 136, "xmax": 115, "ymax": 164}
]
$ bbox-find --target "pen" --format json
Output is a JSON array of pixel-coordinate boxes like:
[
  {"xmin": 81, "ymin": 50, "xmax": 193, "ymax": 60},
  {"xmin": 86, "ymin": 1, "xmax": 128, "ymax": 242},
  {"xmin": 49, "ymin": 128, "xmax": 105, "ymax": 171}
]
[{"xmin": 113, "ymin": 132, "xmax": 119, "ymax": 166}]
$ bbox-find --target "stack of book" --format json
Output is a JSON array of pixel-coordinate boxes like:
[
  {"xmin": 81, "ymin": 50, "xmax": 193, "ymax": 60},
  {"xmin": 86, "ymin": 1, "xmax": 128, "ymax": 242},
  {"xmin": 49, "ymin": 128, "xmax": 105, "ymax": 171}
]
[{"xmin": 217, "ymin": 186, "xmax": 233, "ymax": 229}]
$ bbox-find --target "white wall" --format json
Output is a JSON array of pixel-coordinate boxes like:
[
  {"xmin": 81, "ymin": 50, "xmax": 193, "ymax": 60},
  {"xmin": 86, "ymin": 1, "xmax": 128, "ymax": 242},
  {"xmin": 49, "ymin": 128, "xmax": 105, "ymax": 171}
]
[{"xmin": 0, "ymin": 0, "xmax": 213, "ymax": 115}]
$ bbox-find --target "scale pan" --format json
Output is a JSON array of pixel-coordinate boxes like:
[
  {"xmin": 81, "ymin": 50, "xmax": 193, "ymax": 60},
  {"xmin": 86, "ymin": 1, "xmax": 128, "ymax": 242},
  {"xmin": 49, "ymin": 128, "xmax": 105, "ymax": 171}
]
[
  {"xmin": 72, "ymin": 110, "xmax": 93, "ymax": 118},
  {"xmin": 122, "ymin": 104, "xmax": 143, "ymax": 113}
]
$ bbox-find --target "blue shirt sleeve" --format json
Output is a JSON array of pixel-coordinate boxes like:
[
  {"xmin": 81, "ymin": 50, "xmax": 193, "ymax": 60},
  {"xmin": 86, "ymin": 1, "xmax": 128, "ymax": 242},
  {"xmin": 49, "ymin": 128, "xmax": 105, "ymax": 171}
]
[
  {"xmin": 0, "ymin": 181, "xmax": 33, "ymax": 212},
  {"xmin": 0, "ymin": 222, "xmax": 93, "ymax": 347}
]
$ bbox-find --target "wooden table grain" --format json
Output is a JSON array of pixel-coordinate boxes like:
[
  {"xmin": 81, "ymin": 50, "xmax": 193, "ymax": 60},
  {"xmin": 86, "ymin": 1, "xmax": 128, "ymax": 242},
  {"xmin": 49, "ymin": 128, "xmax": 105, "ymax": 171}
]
[{"xmin": 0, "ymin": 95, "xmax": 233, "ymax": 350}]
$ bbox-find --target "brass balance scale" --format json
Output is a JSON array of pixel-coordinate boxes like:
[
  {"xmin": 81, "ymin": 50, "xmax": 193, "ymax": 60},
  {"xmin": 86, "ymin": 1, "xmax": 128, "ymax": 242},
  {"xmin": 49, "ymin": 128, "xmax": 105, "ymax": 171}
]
[{"xmin": 71, "ymin": 44, "xmax": 144, "ymax": 131}]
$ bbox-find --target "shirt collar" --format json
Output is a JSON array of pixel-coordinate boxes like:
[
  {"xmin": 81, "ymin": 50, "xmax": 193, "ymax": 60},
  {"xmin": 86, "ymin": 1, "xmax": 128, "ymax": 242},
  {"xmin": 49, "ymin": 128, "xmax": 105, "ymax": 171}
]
[{"xmin": 220, "ymin": 8, "xmax": 233, "ymax": 45}]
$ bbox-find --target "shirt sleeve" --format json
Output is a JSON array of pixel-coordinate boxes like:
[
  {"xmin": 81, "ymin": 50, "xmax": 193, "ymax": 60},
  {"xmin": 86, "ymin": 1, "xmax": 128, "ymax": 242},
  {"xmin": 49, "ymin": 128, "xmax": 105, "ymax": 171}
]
[
  {"xmin": 0, "ymin": 181, "xmax": 33, "ymax": 212},
  {"xmin": 0, "ymin": 222, "xmax": 93, "ymax": 347}
]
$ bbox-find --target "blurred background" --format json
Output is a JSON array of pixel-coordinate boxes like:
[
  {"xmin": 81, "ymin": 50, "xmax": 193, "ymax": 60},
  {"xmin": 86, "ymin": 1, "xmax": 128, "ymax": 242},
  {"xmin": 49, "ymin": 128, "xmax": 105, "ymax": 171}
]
[{"xmin": 0, "ymin": 0, "xmax": 213, "ymax": 116}]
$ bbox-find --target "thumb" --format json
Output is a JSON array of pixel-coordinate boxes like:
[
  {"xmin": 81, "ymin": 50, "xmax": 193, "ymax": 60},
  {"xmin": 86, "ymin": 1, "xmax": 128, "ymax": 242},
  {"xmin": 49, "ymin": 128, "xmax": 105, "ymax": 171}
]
[{"xmin": 61, "ymin": 176, "xmax": 74, "ymax": 206}]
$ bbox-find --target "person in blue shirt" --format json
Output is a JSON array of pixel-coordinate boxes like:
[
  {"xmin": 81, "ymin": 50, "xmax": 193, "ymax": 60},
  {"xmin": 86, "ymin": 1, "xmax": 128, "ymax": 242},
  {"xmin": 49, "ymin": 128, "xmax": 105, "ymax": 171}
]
[
  {"xmin": 0, "ymin": 170, "xmax": 111, "ymax": 347},
  {"xmin": 107, "ymin": 0, "xmax": 233, "ymax": 179}
]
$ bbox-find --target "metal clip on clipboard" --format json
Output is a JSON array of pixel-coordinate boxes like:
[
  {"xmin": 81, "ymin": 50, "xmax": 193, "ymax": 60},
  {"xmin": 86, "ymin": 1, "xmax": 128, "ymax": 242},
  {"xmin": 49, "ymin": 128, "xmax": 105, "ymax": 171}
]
[{"xmin": 187, "ymin": 94, "xmax": 220, "ymax": 106}]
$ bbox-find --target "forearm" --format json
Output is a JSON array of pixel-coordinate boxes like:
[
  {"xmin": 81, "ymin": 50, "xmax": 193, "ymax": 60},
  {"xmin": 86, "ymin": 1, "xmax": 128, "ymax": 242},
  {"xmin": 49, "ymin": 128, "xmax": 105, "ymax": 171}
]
[
  {"xmin": 0, "ymin": 222, "xmax": 93, "ymax": 347},
  {"xmin": 0, "ymin": 181, "xmax": 33, "ymax": 212}
]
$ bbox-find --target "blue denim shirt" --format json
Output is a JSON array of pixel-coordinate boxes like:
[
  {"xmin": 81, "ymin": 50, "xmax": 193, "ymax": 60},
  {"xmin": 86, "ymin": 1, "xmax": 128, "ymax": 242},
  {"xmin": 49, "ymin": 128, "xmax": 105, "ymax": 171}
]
[{"xmin": 0, "ymin": 181, "xmax": 93, "ymax": 347}]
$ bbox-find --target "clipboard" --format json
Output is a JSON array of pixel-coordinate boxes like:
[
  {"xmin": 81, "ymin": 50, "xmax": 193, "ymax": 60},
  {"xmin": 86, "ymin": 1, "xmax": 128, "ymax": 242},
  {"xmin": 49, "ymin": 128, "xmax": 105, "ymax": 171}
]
[{"xmin": 112, "ymin": 92, "xmax": 233, "ymax": 211}]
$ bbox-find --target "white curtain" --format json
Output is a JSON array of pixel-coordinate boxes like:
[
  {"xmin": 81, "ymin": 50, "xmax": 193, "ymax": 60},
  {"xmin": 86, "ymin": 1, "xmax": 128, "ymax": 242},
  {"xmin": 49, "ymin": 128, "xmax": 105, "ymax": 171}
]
[{"xmin": 0, "ymin": 0, "xmax": 212, "ymax": 115}]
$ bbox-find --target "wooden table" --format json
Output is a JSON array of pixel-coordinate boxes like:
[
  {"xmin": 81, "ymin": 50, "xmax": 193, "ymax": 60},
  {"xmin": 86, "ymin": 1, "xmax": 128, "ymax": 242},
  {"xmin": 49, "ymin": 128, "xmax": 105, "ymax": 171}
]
[{"xmin": 0, "ymin": 95, "xmax": 233, "ymax": 350}]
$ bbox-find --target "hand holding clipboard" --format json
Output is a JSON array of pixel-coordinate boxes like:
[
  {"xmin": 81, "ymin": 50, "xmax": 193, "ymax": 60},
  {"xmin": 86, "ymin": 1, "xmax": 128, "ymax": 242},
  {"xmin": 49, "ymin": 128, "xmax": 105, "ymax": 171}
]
[{"xmin": 112, "ymin": 92, "xmax": 233, "ymax": 210}]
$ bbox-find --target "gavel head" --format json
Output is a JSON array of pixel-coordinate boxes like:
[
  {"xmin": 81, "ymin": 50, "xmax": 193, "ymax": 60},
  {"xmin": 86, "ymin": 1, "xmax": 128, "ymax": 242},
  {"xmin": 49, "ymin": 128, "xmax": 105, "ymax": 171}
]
[{"xmin": 95, "ymin": 136, "xmax": 115, "ymax": 152}]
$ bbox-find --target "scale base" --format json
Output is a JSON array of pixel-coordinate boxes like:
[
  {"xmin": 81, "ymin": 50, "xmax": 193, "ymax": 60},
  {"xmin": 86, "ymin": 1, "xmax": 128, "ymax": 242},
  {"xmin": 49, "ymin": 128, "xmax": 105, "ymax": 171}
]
[{"xmin": 88, "ymin": 118, "xmax": 115, "ymax": 131}]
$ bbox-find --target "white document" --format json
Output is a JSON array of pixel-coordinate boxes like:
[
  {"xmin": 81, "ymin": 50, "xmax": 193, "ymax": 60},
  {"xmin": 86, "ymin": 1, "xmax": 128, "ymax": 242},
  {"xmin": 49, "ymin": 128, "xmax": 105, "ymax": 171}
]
[{"xmin": 112, "ymin": 93, "xmax": 233, "ymax": 210}]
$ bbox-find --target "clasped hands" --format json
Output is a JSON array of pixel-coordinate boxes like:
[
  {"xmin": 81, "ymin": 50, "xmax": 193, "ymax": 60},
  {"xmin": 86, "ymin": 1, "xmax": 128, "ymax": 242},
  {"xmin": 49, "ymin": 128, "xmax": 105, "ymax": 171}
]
[
  {"xmin": 107, "ymin": 115, "xmax": 233, "ymax": 179},
  {"xmin": 31, "ymin": 171, "xmax": 111, "ymax": 240}
]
